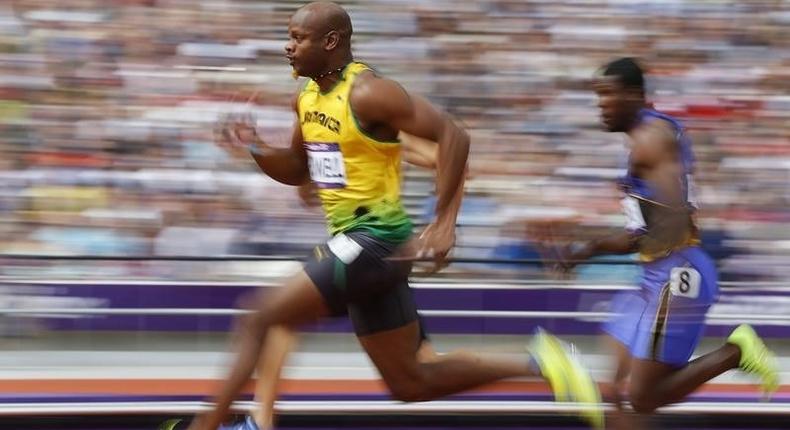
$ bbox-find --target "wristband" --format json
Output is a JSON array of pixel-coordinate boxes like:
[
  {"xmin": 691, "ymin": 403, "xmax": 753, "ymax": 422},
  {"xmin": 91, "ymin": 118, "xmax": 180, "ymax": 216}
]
[{"xmin": 248, "ymin": 143, "xmax": 267, "ymax": 157}]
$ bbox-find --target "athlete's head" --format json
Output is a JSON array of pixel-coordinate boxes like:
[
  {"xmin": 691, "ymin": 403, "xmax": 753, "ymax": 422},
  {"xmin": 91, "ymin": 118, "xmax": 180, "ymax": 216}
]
[
  {"xmin": 285, "ymin": 2, "xmax": 353, "ymax": 79},
  {"xmin": 593, "ymin": 57, "xmax": 646, "ymax": 132}
]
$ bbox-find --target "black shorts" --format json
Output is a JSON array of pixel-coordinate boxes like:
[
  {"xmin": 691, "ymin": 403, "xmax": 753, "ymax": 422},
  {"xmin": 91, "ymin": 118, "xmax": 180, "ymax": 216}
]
[{"xmin": 304, "ymin": 230, "xmax": 427, "ymax": 338}]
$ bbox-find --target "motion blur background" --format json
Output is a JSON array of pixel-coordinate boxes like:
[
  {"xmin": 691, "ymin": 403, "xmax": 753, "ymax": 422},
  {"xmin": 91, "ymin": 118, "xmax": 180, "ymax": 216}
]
[
  {"xmin": 0, "ymin": 0, "xmax": 787, "ymax": 281},
  {"xmin": 0, "ymin": 1, "xmax": 788, "ymax": 427}
]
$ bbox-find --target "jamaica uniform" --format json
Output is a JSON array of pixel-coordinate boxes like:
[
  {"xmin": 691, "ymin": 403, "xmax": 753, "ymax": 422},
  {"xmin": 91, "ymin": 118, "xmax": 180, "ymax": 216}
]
[{"xmin": 299, "ymin": 62, "xmax": 422, "ymax": 336}]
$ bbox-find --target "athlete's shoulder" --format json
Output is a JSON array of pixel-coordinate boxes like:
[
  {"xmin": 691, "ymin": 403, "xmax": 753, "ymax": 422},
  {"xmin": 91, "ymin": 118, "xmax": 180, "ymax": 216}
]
[
  {"xmin": 644, "ymin": 108, "xmax": 683, "ymax": 125},
  {"xmin": 350, "ymin": 71, "xmax": 411, "ymax": 122},
  {"xmin": 630, "ymin": 119, "xmax": 676, "ymax": 168},
  {"xmin": 351, "ymin": 68, "xmax": 401, "ymax": 98},
  {"xmin": 637, "ymin": 117, "xmax": 675, "ymax": 140},
  {"xmin": 641, "ymin": 109, "xmax": 684, "ymax": 138}
]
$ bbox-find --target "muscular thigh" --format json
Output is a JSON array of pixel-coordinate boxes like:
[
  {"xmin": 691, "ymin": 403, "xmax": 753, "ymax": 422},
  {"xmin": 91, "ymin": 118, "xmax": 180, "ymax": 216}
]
[
  {"xmin": 243, "ymin": 270, "xmax": 332, "ymax": 327},
  {"xmin": 619, "ymin": 247, "xmax": 718, "ymax": 367},
  {"xmin": 304, "ymin": 230, "xmax": 412, "ymax": 315},
  {"xmin": 348, "ymin": 279, "xmax": 420, "ymax": 336},
  {"xmin": 357, "ymin": 321, "xmax": 423, "ymax": 384},
  {"xmin": 629, "ymin": 358, "xmax": 676, "ymax": 395}
]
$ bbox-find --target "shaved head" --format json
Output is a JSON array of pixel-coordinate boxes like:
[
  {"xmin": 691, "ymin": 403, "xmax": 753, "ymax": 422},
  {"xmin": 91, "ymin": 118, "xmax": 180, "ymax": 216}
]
[
  {"xmin": 286, "ymin": 2, "xmax": 354, "ymax": 78},
  {"xmin": 293, "ymin": 2, "xmax": 352, "ymax": 46}
]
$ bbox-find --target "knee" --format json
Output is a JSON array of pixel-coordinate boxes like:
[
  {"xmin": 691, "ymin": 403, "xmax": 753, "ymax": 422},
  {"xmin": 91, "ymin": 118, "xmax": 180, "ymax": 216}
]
[
  {"xmin": 389, "ymin": 383, "xmax": 430, "ymax": 403},
  {"xmin": 246, "ymin": 308, "xmax": 265, "ymax": 324},
  {"xmin": 387, "ymin": 374, "xmax": 431, "ymax": 403},
  {"xmin": 235, "ymin": 291, "xmax": 277, "ymax": 329},
  {"xmin": 236, "ymin": 307, "xmax": 271, "ymax": 336},
  {"xmin": 628, "ymin": 385, "xmax": 658, "ymax": 414},
  {"xmin": 235, "ymin": 289, "xmax": 266, "ymax": 310}
]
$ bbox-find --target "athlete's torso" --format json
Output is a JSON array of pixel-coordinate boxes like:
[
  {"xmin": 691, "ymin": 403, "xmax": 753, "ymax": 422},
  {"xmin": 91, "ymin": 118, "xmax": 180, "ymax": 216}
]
[
  {"xmin": 619, "ymin": 108, "xmax": 700, "ymax": 261},
  {"xmin": 297, "ymin": 62, "xmax": 412, "ymax": 243}
]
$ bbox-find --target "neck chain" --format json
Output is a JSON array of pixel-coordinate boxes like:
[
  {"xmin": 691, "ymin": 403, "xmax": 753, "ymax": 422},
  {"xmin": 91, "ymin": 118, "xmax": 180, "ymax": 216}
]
[{"xmin": 316, "ymin": 63, "xmax": 349, "ymax": 79}]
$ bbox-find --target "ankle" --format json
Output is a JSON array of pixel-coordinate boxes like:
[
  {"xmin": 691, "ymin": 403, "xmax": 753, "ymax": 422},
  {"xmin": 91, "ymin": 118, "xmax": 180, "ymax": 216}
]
[{"xmin": 723, "ymin": 342, "xmax": 742, "ymax": 368}]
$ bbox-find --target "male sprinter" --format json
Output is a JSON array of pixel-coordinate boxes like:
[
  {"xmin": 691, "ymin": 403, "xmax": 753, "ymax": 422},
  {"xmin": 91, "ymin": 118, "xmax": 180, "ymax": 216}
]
[
  {"xmin": 185, "ymin": 3, "xmax": 601, "ymax": 429},
  {"xmin": 233, "ymin": 134, "xmax": 441, "ymax": 430},
  {"xmin": 554, "ymin": 58, "xmax": 778, "ymax": 421}
]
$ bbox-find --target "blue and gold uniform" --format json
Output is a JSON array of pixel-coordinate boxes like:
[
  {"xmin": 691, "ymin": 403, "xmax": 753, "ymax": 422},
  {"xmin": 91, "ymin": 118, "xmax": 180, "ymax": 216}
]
[{"xmin": 604, "ymin": 109, "xmax": 719, "ymax": 366}]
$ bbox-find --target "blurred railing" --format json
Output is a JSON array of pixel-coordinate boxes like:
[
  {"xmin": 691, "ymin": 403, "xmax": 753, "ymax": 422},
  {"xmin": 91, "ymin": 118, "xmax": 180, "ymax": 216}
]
[
  {"xmin": 0, "ymin": 254, "xmax": 788, "ymax": 337},
  {"xmin": 0, "ymin": 253, "xmax": 636, "ymax": 264}
]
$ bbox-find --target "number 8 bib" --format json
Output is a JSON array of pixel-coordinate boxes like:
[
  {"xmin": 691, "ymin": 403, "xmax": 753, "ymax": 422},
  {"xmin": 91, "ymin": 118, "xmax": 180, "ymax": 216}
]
[{"xmin": 669, "ymin": 267, "xmax": 701, "ymax": 299}]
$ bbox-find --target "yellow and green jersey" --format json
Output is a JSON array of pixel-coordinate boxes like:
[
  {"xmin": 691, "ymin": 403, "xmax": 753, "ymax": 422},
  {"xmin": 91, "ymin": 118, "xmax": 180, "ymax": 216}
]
[{"xmin": 297, "ymin": 62, "xmax": 412, "ymax": 243}]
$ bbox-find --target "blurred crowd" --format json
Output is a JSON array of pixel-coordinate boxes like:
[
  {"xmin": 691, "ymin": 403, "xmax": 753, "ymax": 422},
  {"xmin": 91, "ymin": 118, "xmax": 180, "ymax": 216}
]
[{"xmin": 0, "ymin": 0, "xmax": 787, "ymax": 281}]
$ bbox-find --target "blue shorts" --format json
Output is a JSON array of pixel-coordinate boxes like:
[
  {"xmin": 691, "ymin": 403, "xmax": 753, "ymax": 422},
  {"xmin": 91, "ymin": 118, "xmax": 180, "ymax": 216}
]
[{"xmin": 603, "ymin": 246, "xmax": 719, "ymax": 367}]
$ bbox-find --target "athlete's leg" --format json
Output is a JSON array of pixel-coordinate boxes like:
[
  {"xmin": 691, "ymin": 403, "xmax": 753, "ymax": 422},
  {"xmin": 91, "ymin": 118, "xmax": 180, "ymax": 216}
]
[
  {"xmin": 246, "ymin": 230, "xmax": 440, "ymax": 430},
  {"xmin": 357, "ymin": 321, "xmax": 601, "ymax": 429},
  {"xmin": 351, "ymin": 283, "xmax": 598, "ymax": 406},
  {"xmin": 604, "ymin": 336, "xmax": 643, "ymax": 430},
  {"xmin": 603, "ymin": 335, "xmax": 631, "ymax": 408},
  {"xmin": 600, "ymin": 287, "xmax": 644, "ymax": 407},
  {"xmin": 251, "ymin": 319, "xmax": 435, "ymax": 430},
  {"xmin": 628, "ymin": 345, "xmax": 739, "ymax": 413},
  {"xmin": 358, "ymin": 321, "xmax": 536, "ymax": 402},
  {"xmin": 189, "ymin": 271, "xmax": 330, "ymax": 430},
  {"xmin": 252, "ymin": 326, "xmax": 299, "ymax": 430},
  {"xmin": 599, "ymin": 286, "xmax": 649, "ymax": 429},
  {"xmin": 629, "ymin": 325, "xmax": 779, "ymax": 414},
  {"xmin": 622, "ymin": 248, "xmax": 773, "ymax": 414}
]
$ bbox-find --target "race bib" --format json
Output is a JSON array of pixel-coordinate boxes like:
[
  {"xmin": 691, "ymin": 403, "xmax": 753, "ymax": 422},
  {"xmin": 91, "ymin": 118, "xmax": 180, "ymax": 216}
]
[
  {"xmin": 327, "ymin": 233, "xmax": 363, "ymax": 264},
  {"xmin": 686, "ymin": 174, "xmax": 699, "ymax": 209},
  {"xmin": 305, "ymin": 142, "xmax": 347, "ymax": 189},
  {"xmin": 669, "ymin": 266, "xmax": 701, "ymax": 299},
  {"xmin": 621, "ymin": 196, "xmax": 647, "ymax": 232}
]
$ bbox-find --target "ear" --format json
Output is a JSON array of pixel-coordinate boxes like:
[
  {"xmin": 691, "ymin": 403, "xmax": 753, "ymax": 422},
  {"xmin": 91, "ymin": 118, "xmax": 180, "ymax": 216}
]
[
  {"xmin": 626, "ymin": 86, "xmax": 645, "ymax": 103},
  {"xmin": 324, "ymin": 30, "xmax": 340, "ymax": 50}
]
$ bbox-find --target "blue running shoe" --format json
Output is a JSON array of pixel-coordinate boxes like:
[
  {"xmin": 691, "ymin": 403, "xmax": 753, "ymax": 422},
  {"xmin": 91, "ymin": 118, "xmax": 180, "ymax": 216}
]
[{"xmin": 219, "ymin": 415, "xmax": 260, "ymax": 430}]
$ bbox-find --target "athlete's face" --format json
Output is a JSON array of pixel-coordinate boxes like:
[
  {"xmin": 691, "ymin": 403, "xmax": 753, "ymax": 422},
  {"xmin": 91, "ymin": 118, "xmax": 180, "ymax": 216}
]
[
  {"xmin": 594, "ymin": 77, "xmax": 637, "ymax": 133},
  {"xmin": 285, "ymin": 11, "xmax": 329, "ymax": 78}
]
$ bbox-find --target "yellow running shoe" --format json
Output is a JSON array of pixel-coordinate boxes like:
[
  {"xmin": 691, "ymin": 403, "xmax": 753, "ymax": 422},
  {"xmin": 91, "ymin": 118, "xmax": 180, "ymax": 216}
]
[
  {"xmin": 727, "ymin": 324, "xmax": 780, "ymax": 400},
  {"xmin": 159, "ymin": 419, "xmax": 182, "ymax": 430},
  {"xmin": 531, "ymin": 328, "xmax": 604, "ymax": 429}
]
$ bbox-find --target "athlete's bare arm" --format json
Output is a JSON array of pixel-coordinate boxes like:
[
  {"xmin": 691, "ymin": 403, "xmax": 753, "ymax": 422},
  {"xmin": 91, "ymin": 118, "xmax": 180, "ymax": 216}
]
[
  {"xmin": 571, "ymin": 232, "xmax": 638, "ymax": 261},
  {"xmin": 629, "ymin": 120, "xmax": 684, "ymax": 207},
  {"xmin": 218, "ymin": 92, "xmax": 309, "ymax": 186},
  {"xmin": 562, "ymin": 121, "xmax": 678, "ymax": 264},
  {"xmin": 401, "ymin": 133, "xmax": 438, "ymax": 169},
  {"xmin": 351, "ymin": 74, "xmax": 470, "ymax": 260}
]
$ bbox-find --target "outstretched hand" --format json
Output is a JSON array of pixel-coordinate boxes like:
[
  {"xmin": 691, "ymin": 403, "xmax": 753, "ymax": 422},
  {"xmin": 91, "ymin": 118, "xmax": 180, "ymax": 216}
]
[
  {"xmin": 534, "ymin": 242, "xmax": 578, "ymax": 280},
  {"xmin": 214, "ymin": 92, "xmax": 270, "ymax": 159},
  {"xmin": 525, "ymin": 218, "xmax": 586, "ymax": 280},
  {"xmin": 214, "ymin": 110, "xmax": 268, "ymax": 159}
]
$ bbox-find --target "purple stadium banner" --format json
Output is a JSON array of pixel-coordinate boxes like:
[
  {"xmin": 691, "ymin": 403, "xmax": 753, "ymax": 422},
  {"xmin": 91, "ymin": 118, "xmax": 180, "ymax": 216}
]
[{"xmin": 2, "ymin": 281, "xmax": 788, "ymax": 338}]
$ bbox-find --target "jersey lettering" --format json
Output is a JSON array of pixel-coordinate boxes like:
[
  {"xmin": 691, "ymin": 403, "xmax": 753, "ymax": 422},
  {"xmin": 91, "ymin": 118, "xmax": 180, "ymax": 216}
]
[{"xmin": 306, "ymin": 142, "xmax": 347, "ymax": 189}]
